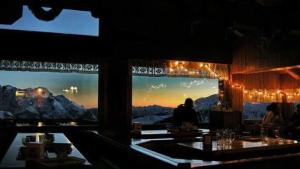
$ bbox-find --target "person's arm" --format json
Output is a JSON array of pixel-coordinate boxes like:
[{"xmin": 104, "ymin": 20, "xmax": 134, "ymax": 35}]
[
  {"xmin": 262, "ymin": 112, "xmax": 268, "ymax": 125},
  {"xmin": 262, "ymin": 111, "xmax": 272, "ymax": 125}
]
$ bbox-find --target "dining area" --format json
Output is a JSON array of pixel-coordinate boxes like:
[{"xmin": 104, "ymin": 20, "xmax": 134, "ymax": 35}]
[
  {"xmin": 131, "ymin": 126, "xmax": 300, "ymax": 169},
  {"xmin": 1, "ymin": 1, "xmax": 300, "ymax": 169},
  {"xmin": 0, "ymin": 132, "xmax": 92, "ymax": 169}
]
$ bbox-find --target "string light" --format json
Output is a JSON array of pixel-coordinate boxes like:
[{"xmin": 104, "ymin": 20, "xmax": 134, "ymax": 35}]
[
  {"xmin": 231, "ymin": 84, "xmax": 244, "ymax": 89},
  {"xmin": 167, "ymin": 60, "xmax": 228, "ymax": 80},
  {"xmin": 243, "ymin": 88, "xmax": 300, "ymax": 103}
]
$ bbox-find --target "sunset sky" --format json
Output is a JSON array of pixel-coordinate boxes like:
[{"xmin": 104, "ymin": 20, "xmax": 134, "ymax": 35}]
[
  {"xmin": 0, "ymin": 6, "xmax": 99, "ymax": 36},
  {"xmin": 0, "ymin": 71, "xmax": 98, "ymax": 108},
  {"xmin": 132, "ymin": 76, "xmax": 219, "ymax": 108}
]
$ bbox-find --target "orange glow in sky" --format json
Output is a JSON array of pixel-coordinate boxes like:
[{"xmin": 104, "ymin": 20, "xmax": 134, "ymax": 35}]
[{"xmin": 132, "ymin": 76, "xmax": 218, "ymax": 108}]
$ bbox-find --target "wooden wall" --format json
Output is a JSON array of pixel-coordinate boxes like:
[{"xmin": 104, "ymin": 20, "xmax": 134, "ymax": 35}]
[
  {"xmin": 232, "ymin": 34, "xmax": 300, "ymax": 74},
  {"xmin": 233, "ymin": 72, "xmax": 281, "ymax": 90},
  {"xmin": 233, "ymin": 71, "xmax": 300, "ymax": 90},
  {"xmin": 281, "ymin": 74, "xmax": 300, "ymax": 89},
  {"xmin": 231, "ymin": 33, "xmax": 300, "ymax": 111}
]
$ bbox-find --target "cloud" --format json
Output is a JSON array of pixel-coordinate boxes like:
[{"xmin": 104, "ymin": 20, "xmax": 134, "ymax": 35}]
[
  {"xmin": 150, "ymin": 83, "xmax": 167, "ymax": 89},
  {"xmin": 147, "ymin": 83, "xmax": 167, "ymax": 92},
  {"xmin": 181, "ymin": 80, "xmax": 205, "ymax": 88}
]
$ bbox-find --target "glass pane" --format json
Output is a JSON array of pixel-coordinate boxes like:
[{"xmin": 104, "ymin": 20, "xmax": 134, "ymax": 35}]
[
  {"xmin": 243, "ymin": 102, "xmax": 269, "ymax": 120},
  {"xmin": 132, "ymin": 76, "xmax": 219, "ymax": 125},
  {"xmin": 0, "ymin": 61, "xmax": 99, "ymax": 122},
  {"xmin": 0, "ymin": 6, "xmax": 99, "ymax": 36}
]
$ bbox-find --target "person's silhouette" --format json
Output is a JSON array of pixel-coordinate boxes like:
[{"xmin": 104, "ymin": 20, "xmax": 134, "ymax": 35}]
[{"xmin": 172, "ymin": 98, "xmax": 199, "ymax": 126}]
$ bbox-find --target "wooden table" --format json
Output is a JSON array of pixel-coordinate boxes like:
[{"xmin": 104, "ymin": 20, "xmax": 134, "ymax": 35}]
[
  {"xmin": 132, "ymin": 136, "xmax": 300, "ymax": 169},
  {"xmin": 178, "ymin": 137, "xmax": 300, "ymax": 160},
  {"xmin": 0, "ymin": 133, "xmax": 91, "ymax": 169}
]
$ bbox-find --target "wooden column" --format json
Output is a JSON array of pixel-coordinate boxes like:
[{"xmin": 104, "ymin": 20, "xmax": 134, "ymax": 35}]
[{"xmin": 99, "ymin": 59, "xmax": 132, "ymax": 145}]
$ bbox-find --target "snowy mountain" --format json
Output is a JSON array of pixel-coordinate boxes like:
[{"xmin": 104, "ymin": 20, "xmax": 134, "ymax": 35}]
[
  {"xmin": 0, "ymin": 111, "xmax": 14, "ymax": 119},
  {"xmin": 194, "ymin": 94, "xmax": 219, "ymax": 111},
  {"xmin": 243, "ymin": 102, "xmax": 269, "ymax": 120},
  {"xmin": 132, "ymin": 105, "xmax": 174, "ymax": 125},
  {"xmin": 0, "ymin": 85, "xmax": 97, "ymax": 121},
  {"xmin": 132, "ymin": 105, "xmax": 173, "ymax": 118},
  {"xmin": 132, "ymin": 94, "xmax": 219, "ymax": 124}
]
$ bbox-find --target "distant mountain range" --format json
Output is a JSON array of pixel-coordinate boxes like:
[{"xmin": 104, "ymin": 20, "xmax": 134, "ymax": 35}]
[
  {"xmin": 133, "ymin": 94, "xmax": 219, "ymax": 124},
  {"xmin": 0, "ymin": 85, "xmax": 97, "ymax": 121},
  {"xmin": 194, "ymin": 94, "xmax": 219, "ymax": 111},
  {"xmin": 132, "ymin": 95, "xmax": 271, "ymax": 124},
  {"xmin": 243, "ymin": 102, "xmax": 269, "ymax": 120}
]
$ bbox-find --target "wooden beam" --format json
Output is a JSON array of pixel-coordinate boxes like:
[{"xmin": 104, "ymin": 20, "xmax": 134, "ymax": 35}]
[
  {"xmin": 284, "ymin": 69, "xmax": 300, "ymax": 80},
  {"xmin": 233, "ymin": 65, "xmax": 300, "ymax": 75}
]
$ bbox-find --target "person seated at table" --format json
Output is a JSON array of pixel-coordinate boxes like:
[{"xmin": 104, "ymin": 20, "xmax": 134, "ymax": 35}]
[
  {"xmin": 288, "ymin": 104, "xmax": 300, "ymax": 127},
  {"xmin": 284, "ymin": 104, "xmax": 300, "ymax": 139},
  {"xmin": 262, "ymin": 103, "xmax": 284, "ymax": 127},
  {"xmin": 172, "ymin": 98, "xmax": 200, "ymax": 127}
]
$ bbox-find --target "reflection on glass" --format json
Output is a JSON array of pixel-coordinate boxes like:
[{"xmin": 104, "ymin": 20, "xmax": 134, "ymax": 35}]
[
  {"xmin": 132, "ymin": 76, "xmax": 219, "ymax": 125},
  {"xmin": 0, "ymin": 70, "xmax": 98, "ymax": 122},
  {"xmin": 38, "ymin": 122, "xmax": 44, "ymax": 127}
]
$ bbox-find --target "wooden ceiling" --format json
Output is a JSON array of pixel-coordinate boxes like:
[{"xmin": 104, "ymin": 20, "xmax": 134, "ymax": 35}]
[{"xmin": 1, "ymin": 0, "xmax": 300, "ymax": 64}]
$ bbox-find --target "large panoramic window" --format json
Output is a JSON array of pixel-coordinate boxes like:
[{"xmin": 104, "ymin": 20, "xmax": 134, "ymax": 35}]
[
  {"xmin": 242, "ymin": 89, "xmax": 300, "ymax": 120},
  {"xmin": 0, "ymin": 60, "xmax": 98, "ymax": 122},
  {"xmin": 0, "ymin": 6, "xmax": 99, "ymax": 36},
  {"xmin": 132, "ymin": 76, "xmax": 219, "ymax": 125},
  {"xmin": 243, "ymin": 102, "xmax": 269, "ymax": 120}
]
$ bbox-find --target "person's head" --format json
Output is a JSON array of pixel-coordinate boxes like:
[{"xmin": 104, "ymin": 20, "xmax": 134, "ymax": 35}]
[
  {"xmin": 270, "ymin": 102, "xmax": 279, "ymax": 115},
  {"xmin": 184, "ymin": 98, "xmax": 194, "ymax": 108},
  {"xmin": 266, "ymin": 105, "xmax": 272, "ymax": 111}
]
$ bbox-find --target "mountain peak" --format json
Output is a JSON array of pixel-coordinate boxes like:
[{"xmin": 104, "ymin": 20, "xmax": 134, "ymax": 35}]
[{"xmin": 0, "ymin": 85, "xmax": 96, "ymax": 121}]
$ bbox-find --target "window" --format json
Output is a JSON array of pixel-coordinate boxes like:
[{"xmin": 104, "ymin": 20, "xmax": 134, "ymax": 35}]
[
  {"xmin": 0, "ymin": 60, "xmax": 98, "ymax": 123},
  {"xmin": 243, "ymin": 102, "xmax": 269, "ymax": 120},
  {"xmin": 132, "ymin": 76, "xmax": 219, "ymax": 125},
  {"xmin": 0, "ymin": 6, "xmax": 99, "ymax": 36}
]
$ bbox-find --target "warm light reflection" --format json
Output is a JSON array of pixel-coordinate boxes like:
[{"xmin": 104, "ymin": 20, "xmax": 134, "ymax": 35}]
[
  {"xmin": 35, "ymin": 133, "xmax": 44, "ymax": 142},
  {"xmin": 38, "ymin": 122, "xmax": 44, "ymax": 127},
  {"xmin": 231, "ymin": 84, "xmax": 243, "ymax": 89},
  {"xmin": 70, "ymin": 121, "xmax": 77, "ymax": 126}
]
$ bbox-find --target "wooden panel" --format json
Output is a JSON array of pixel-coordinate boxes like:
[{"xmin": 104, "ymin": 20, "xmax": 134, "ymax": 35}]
[
  {"xmin": 233, "ymin": 72, "xmax": 280, "ymax": 90},
  {"xmin": 231, "ymin": 87, "xmax": 243, "ymax": 111},
  {"xmin": 99, "ymin": 60, "xmax": 132, "ymax": 144},
  {"xmin": 232, "ymin": 35, "xmax": 300, "ymax": 74},
  {"xmin": 281, "ymin": 74, "xmax": 300, "ymax": 89},
  {"xmin": 209, "ymin": 111, "xmax": 241, "ymax": 129}
]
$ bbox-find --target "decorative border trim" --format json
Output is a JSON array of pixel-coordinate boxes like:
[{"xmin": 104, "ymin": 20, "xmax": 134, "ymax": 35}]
[
  {"xmin": 0, "ymin": 60, "xmax": 228, "ymax": 79},
  {"xmin": 0, "ymin": 60, "xmax": 99, "ymax": 73},
  {"xmin": 132, "ymin": 66, "xmax": 166, "ymax": 76},
  {"xmin": 132, "ymin": 66, "xmax": 229, "ymax": 79}
]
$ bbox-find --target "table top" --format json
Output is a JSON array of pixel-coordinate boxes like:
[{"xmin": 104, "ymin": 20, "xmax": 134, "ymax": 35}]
[
  {"xmin": 178, "ymin": 138, "xmax": 299, "ymax": 152},
  {"xmin": 0, "ymin": 133, "xmax": 91, "ymax": 168},
  {"xmin": 131, "ymin": 136, "xmax": 300, "ymax": 168}
]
